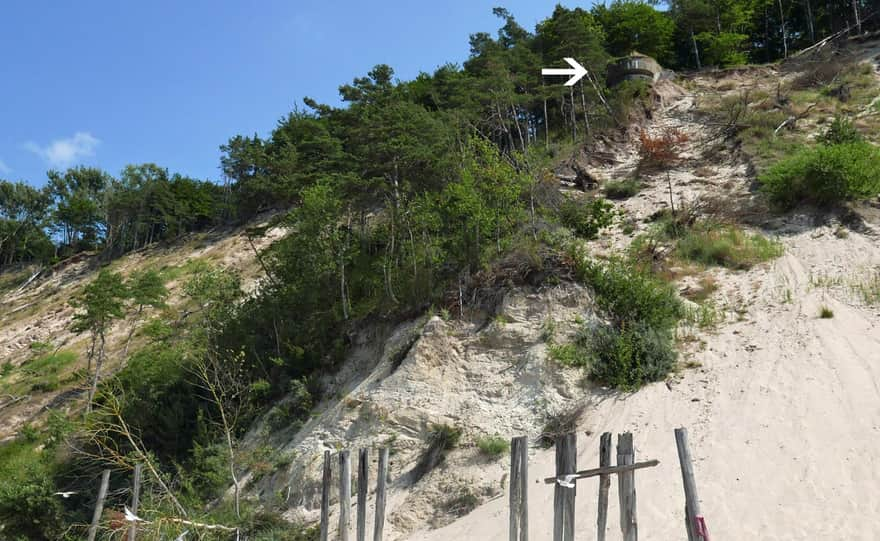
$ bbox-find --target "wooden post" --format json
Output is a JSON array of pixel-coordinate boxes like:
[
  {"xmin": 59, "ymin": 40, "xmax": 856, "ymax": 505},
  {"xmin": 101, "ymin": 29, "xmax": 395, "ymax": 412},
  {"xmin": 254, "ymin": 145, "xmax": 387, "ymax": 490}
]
[
  {"xmin": 87, "ymin": 469, "xmax": 111, "ymax": 541},
  {"xmin": 509, "ymin": 437, "xmax": 520, "ymax": 541},
  {"xmin": 518, "ymin": 436, "xmax": 528, "ymax": 541},
  {"xmin": 339, "ymin": 450, "xmax": 352, "ymax": 541},
  {"xmin": 373, "ymin": 448, "xmax": 389, "ymax": 541},
  {"xmin": 675, "ymin": 428, "xmax": 706, "ymax": 541},
  {"xmin": 617, "ymin": 433, "xmax": 637, "ymax": 541},
  {"xmin": 553, "ymin": 433, "xmax": 576, "ymax": 541},
  {"xmin": 596, "ymin": 432, "xmax": 612, "ymax": 541},
  {"xmin": 357, "ymin": 449, "xmax": 369, "ymax": 541},
  {"xmin": 320, "ymin": 451, "xmax": 332, "ymax": 541},
  {"xmin": 129, "ymin": 464, "xmax": 143, "ymax": 541},
  {"xmin": 509, "ymin": 436, "xmax": 528, "ymax": 541}
]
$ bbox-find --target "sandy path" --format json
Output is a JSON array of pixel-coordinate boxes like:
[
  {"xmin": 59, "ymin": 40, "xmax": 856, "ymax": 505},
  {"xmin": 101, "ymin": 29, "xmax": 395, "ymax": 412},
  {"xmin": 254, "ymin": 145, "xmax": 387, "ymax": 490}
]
[{"xmin": 407, "ymin": 82, "xmax": 880, "ymax": 540}]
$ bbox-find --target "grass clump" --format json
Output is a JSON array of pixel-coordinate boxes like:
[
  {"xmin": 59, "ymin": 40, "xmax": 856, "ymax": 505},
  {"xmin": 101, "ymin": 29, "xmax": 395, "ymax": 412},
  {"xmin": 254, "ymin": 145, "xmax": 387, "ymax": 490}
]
[
  {"xmin": 21, "ymin": 350, "xmax": 76, "ymax": 377},
  {"xmin": 819, "ymin": 306, "xmax": 834, "ymax": 319},
  {"xmin": 675, "ymin": 225, "xmax": 783, "ymax": 270},
  {"xmin": 476, "ymin": 435, "xmax": 510, "ymax": 458},
  {"xmin": 759, "ymin": 141, "xmax": 880, "ymax": 209},
  {"xmin": 539, "ymin": 402, "xmax": 585, "ymax": 448},
  {"xmin": 604, "ymin": 179, "xmax": 641, "ymax": 199}
]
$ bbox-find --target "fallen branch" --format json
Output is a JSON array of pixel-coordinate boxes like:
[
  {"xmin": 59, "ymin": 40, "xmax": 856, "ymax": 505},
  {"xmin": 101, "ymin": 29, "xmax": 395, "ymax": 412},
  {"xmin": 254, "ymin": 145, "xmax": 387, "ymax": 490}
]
[{"xmin": 774, "ymin": 103, "xmax": 816, "ymax": 136}]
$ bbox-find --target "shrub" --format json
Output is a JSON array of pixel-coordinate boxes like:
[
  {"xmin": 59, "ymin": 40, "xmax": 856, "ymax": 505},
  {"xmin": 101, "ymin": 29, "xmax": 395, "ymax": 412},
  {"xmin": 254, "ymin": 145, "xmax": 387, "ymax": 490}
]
[
  {"xmin": 578, "ymin": 258, "xmax": 685, "ymax": 331},
  {"xmin": 819, "ymin": 116, "xmax": 862, "ymax": 145},
  {"xmin": 559, "ymin": 197, "xmax": 616, "ymax": 239},
  {"xmin": 429, "ymin": 423, "xmax": 462, "ymax": 451},
  {"xmin": 638, "ymin": 128, "xmax": 689, "ymax": 168},
  {"xmin": 570, "ymin": 257, "xmax": 685, "ymax": 389},
  {"xmin": 675, "ymin": 225, "xmax": 783, "ymax": 269},
  {"xmin": 819, "ymin": 306, "xmax": 834, "ymax": 319},
  {"xmin": 604, "ymin": 179, "xmax": 642, "ymax": 199},
  {"xmin": 476, "ymin": 436, "xmax": 510, "ymax": 457},
  {"xmin": 759, "ymin": 142, "xmax": 880, "ymax": 209},
  {"xmin": 584, "ymin": 321, "xmax": 678, "ymax": 389}
]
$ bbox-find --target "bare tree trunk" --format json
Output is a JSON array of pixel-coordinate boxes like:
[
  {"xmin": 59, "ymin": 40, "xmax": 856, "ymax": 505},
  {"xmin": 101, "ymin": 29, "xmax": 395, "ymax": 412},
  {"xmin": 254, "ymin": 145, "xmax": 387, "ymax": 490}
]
[
  {"xmin": 805, "ymin": 0, "xmax": 816, "ymax": 42},
  {"xmin": 852, "ymin": 0, "xmax": 862, "ymax": 34},
  {"xmin": 86, "ymin": 332, "xmax": 106, "ymax": 413},
  {"xmin": 691, "ymin": 28, "xmax": 702, "ymax": 69},
  {"xmin": 340, "ymin": 209, "xmax": 351, "ymax": 320},
  {"xmin": 569, "ymin": 86, "xmax": 577, "ymax": 143},
  {"xmin": 778, "ymin": 0, "xmax": 789, "ymax": 58},
  {"xmin": 543, "ymin": 86, "xmax": 550, "ymax": 149},
  {"xmin": 122, "ymin": 305, "xmax": 144, "ymax": 357},
  {"xmin": 511, "ymin": 105, "xmax": 526, "ymax": 151},
  {"xmin": 579, "ymin": 80, "xmax": 591, "ymax": 138}
]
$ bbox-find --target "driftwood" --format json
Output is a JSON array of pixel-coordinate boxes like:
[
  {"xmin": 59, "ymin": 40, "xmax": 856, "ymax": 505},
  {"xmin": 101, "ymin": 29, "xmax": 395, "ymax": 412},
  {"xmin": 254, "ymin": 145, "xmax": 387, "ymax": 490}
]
[{"xmin": 774, "ymin": 103, "xmax": 817, "ymax": 136}]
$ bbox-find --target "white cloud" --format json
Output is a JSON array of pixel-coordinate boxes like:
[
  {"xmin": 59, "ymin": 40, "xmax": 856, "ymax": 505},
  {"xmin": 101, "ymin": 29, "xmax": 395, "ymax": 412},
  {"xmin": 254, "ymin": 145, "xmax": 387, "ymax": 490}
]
[
  {"xmin": 0, "ymin": 158, "xmax": 10, "ymax": 175},
  {"xmin": 24, "ymin": 132, "xmax": 100, "ymax": 168}
]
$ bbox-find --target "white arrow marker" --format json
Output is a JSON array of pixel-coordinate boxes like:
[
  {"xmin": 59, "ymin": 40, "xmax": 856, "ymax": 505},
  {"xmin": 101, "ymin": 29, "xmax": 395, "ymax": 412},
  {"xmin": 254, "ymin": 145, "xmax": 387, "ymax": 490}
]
[{"xmin": 541, "ymin": 57, "xmax": 588, "ymax": 86}]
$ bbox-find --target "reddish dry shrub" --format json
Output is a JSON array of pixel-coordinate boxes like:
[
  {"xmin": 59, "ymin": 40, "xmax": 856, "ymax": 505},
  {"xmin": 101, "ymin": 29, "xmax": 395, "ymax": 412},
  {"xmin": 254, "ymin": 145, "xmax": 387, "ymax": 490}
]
[{"xmin": 638, "ymin": 128, "xmax": 689, "ymax": 167}]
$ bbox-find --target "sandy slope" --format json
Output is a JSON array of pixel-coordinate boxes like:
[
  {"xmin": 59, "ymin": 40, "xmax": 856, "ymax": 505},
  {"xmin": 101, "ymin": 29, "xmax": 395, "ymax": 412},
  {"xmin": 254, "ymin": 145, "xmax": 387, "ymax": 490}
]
[{"xmin": 406, "ymin": 77, "xmax": 880, "ymax": 540}]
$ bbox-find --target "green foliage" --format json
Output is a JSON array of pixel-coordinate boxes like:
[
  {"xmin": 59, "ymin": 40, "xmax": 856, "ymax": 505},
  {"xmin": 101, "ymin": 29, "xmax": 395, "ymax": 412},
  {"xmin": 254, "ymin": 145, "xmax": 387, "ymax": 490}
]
[
  {"xmin": 0, "ymin": 438, "xmax": 65, "ymax": 540},
  {"xmin": 759, "ymin": 142, "xmax": 880, "ymax": 209},
  {"xmin": 127, "ymin": 269, "xmax": 168, "ymax": 311},
  {"xmin": 579, "ymin": 258, "xmax": 684, "ymax": 331},
  {"xmin": 819, "ymin": 306, "xmax": 834, "ymax": 319},
  {"xmin": 675, "ymin": 224, "xmax": 783, "ymax": 269},
  {"xmin": 476, "ymin": 435, "xmax": 510, "ymax": 457},
  {"xmin": 573, "ymin": 256, "xmax": 685, "ymax": 388},
  {"xmin": 428, "ymin": 423, "xmax": 462, "ymax": 451},
  {"xmin": 22, "ymin": 350, "xmax": 75, "ymax": 374},
  {"xmin": 592, "ymin": 1, "xmax": 675, "ymax": 64},
  {"xmin": 585, "ymin": 321, "xmax": 678, "ymax": 389},
  {"xmin": 819, "ymin": 116, "xmax": 862, "ymax": 145},
  {"xmin": 559, "ymin": 197, "xmax": 615, "ymax": 239},
  {"xmin": 695, "ymin": 32, "xmax": 748, "ymax": 67},
  {"xmin": 604, "ymin": 179, "xmax": 641, "ymax": 199},
  {"xmin": 70, "ymin": 270, "xmax": 128, "ymax": 335}
]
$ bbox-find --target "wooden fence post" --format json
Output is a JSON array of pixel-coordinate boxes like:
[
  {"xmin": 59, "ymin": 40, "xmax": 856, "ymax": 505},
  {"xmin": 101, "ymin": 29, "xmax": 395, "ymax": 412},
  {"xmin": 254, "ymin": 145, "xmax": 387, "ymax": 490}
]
[
  {"xmin": 320, "ymin": 451, "xmax": 332, "ymax": 541},
  {"xmin": 553, "ymin": 433, "xmax": 576, "ymax": 541},
  {"xmin": 518, "ymin": 436, "xmax": 529, "ymax": 541},
  {"xmin": 596, "ymin": 432, "xmax": 612, "ymax": 541},
  {"xmin": 617, "ymin": 433, "xmax": 637, "ymax": 541},
  {"xmin": 87, "ymin": 469, "xmax": 111, "ymax": 541},
  {"xmin": 357, "ymin": 449, "xmax": 369, "ymax": 541},
  {"xmin": 675, "ymin": 428, "xmax": 706, "ymax": 541},
  {"xmin": 373, "ymin": 448, "xmax": 389, "ymax": 541},
  {"xmin": 129, "ymin": 463, "xmax": 143, "ymax": 541},
  {"xmin": 509, "ymin": 436, "xmax": 528, "ymax": 541},
  {"xmin": 339, "ymin": 450, "xmax": 352, "ymax": 541}
]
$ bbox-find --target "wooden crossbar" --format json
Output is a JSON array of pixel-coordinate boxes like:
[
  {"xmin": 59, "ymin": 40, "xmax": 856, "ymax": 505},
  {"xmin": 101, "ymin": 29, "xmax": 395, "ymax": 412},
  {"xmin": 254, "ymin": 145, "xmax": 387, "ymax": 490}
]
[{"xmin": 543, "ymin": 459, "xmax": 659, "ymax": 484}]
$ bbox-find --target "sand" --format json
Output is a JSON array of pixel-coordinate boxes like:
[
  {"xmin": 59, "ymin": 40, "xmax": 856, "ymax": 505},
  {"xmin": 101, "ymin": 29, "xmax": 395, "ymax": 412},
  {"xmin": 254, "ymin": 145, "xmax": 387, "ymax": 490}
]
[{"xmin": 405, "ymin": 77, "xmax": 880, "ymax": 540}]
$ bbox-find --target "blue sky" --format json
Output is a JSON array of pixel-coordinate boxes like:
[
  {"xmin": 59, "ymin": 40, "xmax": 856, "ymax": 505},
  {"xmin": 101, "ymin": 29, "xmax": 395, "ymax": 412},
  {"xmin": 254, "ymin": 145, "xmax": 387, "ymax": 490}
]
[{"xmin": 1, "ymin": 1, "xmax": 584, "ymax": 186}]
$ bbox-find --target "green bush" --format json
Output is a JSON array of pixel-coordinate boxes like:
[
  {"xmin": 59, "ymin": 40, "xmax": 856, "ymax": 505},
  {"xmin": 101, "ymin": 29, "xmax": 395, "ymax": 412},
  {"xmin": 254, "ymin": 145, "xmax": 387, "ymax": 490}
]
[
  {"xmin": 819, "ymin": 116, "xmax": 862, "ymax": 145},
  {"xmin": 759, "ymin": 142, "xmax": 880, "ymax": 208},
  {"xmin": 559, "ymin": 197, "xmax": 616, "ymax": 239},
  {"xmin": 573, "ymin": 257, "xmax": 685, "ymax": 388},
  {"xmin": 476, "ymin": 435, "xmax": 510, "ymax": 457},
  {"xmin": 604, "ymin": 179, "xmax": 641, "ymax": 199},
  {"xmin": 0, "ymin": 439, "xmax": 65, "ymax": 541},
  {"xmin": 675, "ymin": 225, "xmax": 782, "ymax": 269},
  {"xmin": 585, "ymin": 321, "xmax": 677, "ymax": 389},
  {"xmin": 579, "ymin": 258, "xmax": 684, "ymax": 330}
]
